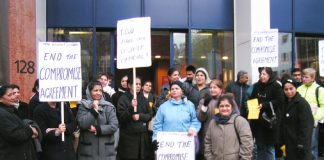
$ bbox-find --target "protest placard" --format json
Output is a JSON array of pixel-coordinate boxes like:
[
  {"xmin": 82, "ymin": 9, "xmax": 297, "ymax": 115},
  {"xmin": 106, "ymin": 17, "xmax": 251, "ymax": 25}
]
[
  {"xmin": 117, "ymin": 17, "xmax": 151, "ymax": 69},
  {"xmin": 156, "ymin": 132, "xmax": 195, "ymax": 160},
  {"xmin": 251, "ymin": 29, "xmax": 278, "ymax": 67},
  {"xmin": 319, "ymin": 40, "xmax": 324, "ymax": 77},
  {"xmin": 38, "ymin": 42, "xmax": 82, "ymax": 102},
  {"xmin": 247, "ymin": 98, "xmax": 260, "ymax": 119}
]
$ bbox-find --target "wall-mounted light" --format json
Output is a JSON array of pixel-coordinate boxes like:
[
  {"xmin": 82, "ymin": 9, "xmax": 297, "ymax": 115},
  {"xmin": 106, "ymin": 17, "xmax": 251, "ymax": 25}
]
[
  {"xmin": 69, "ymin": 31, "xmax": 92, "ymax": 35},
  {"xmin": 178, "ymin": 55, "xmax": 183, "ymax": 59},
  {"xmin": 155, "ymin": 55, "xmax": 161, "ymax": 59},
  {"xmin": 222, "ymin": 56, "xmax": 229, "ymax": 60},
  {"xmin": 200, "ymin": 56, "xmax": 206, "ymax": 59}
]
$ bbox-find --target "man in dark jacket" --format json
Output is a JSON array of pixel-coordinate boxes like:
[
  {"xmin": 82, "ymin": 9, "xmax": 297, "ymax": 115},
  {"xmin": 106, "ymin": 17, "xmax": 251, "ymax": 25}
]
[{"xmin": 225, "ymin": 70, "xmax": 250, "ymax": 118}]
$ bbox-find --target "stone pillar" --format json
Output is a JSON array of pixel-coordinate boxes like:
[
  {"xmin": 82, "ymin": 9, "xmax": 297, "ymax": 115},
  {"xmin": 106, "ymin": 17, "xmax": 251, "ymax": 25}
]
[
  {"xmin": 6, "ymin": 0, "xmax": 46, "ymax": 101},
  {"xmin": 234, "ymin": 0, "xmax": 270, "ymax": 83}
]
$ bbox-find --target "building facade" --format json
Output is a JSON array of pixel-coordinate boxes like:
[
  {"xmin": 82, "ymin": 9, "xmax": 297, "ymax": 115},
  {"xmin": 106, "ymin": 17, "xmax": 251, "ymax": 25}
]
[{"xmin": 1, "ymin": 0, "xmax": 324, "ymax": 101}]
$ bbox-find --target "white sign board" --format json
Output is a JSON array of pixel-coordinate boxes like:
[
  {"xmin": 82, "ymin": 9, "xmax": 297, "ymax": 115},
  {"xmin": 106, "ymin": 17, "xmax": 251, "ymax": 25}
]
[
  {"xmin": 38, "ymin": 42, "xmax": 82, "ymax": 102},
  {"xmin": 117, "ymin": 17, "xmax": 151, "ymax": 69},
  {"xmin": 156, "ymin": 132, "xmax": 195, "ymax": 160},
  {"xmin": 319, "ymin": 40, "xmax": 324, "ymax": 77},
  {"xmin": 251, "ymin": 29, "xmax": 278, "ymax": 67}
]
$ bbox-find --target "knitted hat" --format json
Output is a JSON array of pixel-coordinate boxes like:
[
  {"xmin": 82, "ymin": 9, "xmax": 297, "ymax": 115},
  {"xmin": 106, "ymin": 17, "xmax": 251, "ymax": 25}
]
[
  {"xmin": 170, "ymin": 81, "xmax": 184, "ymax": 91},
  {"xmin": 195, "ymin": 67, "xmax": 211, "ymax": 84}
]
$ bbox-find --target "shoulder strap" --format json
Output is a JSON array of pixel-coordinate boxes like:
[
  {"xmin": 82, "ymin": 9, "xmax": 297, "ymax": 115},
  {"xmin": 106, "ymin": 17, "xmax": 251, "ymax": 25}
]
[
  {"xmin": 316, "ymin": 86, "xmax": 321, "ymax": 107},
  {"xmin": 234, "ymin": 115, "xmax": 242, "ymax": 145}
]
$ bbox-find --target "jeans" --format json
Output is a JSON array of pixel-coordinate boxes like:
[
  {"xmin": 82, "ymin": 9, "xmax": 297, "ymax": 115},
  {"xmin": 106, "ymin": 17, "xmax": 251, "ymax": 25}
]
[
  {"xmin": 256, "ymin": 143, "xmax": 275, "ymax": 160},
  {"xmin": 311, "ymin": 126, "xmax": 319, "ymax": 160}
]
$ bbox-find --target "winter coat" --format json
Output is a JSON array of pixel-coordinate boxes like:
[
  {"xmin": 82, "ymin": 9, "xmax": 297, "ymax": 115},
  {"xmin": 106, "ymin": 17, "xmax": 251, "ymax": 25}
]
[
  {"xmin": 0, "ymin": 103, "xmax": 37, "ymax": 160},
  {"xmin": 117, "ymin": 91, "xmax": 153, "ymax": 159},
  {"xmin": 153, "ymin": 98, "xmax": 201, "ymax": 140},
  {"xmin": 282, "ymin": 93, "xmax": 313, "ymax": 160},
  {"xmin": 204, "ymin": 114, "xmax": 253, "ymax": 160},
  {"xmin": 77, "ymin": 88, "xmax": 119, "ymax": 160},
  {"xmin": 156, "ymin": 84, "xmax": 171, "ymax": 108},
  {"xmin": 183, "ymin": 84, "xmax": 210, "ymax": 108},
  {"xmin": 29, "ymin": 92, "xmax": 43, "ymax": 119},
  {"xmin": 15, "ymin": 101, "xmax": 30, "ymax": 119},
  {"xmin": 196, "ymin": 98, "xmax": 218, "ymax": 155},
  {"xmin": 34, "ymin": 102, "xmax": 76, "ymax": 160},
  {"xmin": 225, "ymin": 81, "xmax": 250, "ymax": 118},
  {"xmin": 250, "ymin": 78, "xmax": 284, "ymax": 145}
]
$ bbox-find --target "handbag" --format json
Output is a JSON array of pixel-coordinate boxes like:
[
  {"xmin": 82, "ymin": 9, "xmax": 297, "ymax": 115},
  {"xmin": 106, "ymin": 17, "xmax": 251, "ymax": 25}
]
[{"xmin": 260, "ymin": 102, "xmax": 277, "ymax": 129}]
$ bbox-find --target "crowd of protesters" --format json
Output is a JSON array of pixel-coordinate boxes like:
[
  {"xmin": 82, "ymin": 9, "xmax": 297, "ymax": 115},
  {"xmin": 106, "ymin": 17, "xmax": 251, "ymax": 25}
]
[{"xmin": 1, "ymin": 65, "xmax": 324, "ymax": 160}]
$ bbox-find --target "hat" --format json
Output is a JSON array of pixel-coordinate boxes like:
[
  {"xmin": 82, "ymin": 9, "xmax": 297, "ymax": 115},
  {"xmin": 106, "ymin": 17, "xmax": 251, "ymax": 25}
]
[
  {"xmin": 170, "ymin": 81, "xmax": 184, "ymax": 91},
  {"xmin": 282, "ymin": 78, "xmax": 297, "ymax": 88}
]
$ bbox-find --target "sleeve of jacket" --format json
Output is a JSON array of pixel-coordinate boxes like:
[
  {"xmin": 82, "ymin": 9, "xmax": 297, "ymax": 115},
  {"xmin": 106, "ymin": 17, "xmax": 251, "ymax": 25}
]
[
  {"xmin": 117, "ymin": 96, "xmax": 133, "ymax": 124},
  {"xmin": 204, "ymin": 121, "xmax": 213, "ymax": 160},
  {"xmin": 297, "ymin": 99, "xmax": 314, "ymax": 147},
  {"xmin": 152, "ymin": 105, "xmax": 164, "ymax": 140},
  {"xmin": 236, "ymin": 116, "xmax": 253, "ymax": 160},
  {"xmin": 314, "ymin": 87, "xmax": 324, "ymax": 121},
  {"xmin": 96, "ymin": 106, "xmax": 118, "ymax": 136},
  {"xmin": 196, "ymin": 99, "xmax": 208, "ymax": 122},
  {"xmin": 189, "ymin": 102, "xmax": 201, "ymax": 133},
  {"xmin": 65, "ymin": 106, "xmax": 76, "ymax": 135},
  {"xmin": 77, "ymin": 103, "xmax": 97, "ymax": 130},
  {"xmin": 33, "ymin": 107, "xmax": 58, "ymax": 141},
  {"xmin": 0, "ymin": 112, "xmax": 33, "ymax": 144}
]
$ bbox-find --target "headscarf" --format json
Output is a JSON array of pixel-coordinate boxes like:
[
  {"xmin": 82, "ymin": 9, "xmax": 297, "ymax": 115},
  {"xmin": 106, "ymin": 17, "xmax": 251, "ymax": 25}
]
[{"xmin": 81, "ymin": 82, "xmax": 112, "ymax": 110}]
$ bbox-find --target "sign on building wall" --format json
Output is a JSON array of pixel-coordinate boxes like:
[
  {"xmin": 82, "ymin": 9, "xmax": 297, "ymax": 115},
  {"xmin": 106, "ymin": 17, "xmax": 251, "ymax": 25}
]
[
  {"xmin": 156, "ymin": 132, "xmax": 195, "ymax": 160},
  {"xmin": 251, "ymin": 29, "xmax": 278, "ymax": 67},
  {"xmin": 319, "ymin": 40, "xmax": 324, "ymax": 77},
  {"xmin": 37, "ymin": 42, "xmax": 82, "ymax": 102},
  {"xmin": 117, "ymin": 17, "xmax": 151, "ymax": 69}
]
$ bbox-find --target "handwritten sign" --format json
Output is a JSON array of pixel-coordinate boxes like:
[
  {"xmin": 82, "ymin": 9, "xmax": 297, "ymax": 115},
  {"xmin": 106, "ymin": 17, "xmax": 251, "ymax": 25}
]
[
  {"xmin": 117, "ymin": 17, "xmax": 151, "ymax": 69},
  {"xmin": 157, "ymin": 132, "xmax": 195, "ymax": 160},
  {"xmin": 247, "ymin": 98, "xmax": 260, "ymax": 119},
  {"xmin": 251, "ymin": 29, "xmax": 278, "ymax": 67},
  {"xmin": 38, "ymin": 42, "xmax": 82, "ymax": 102},
  {"xmin": 319, "ymin": 40, "xmax": 324, "ymax": 77}
]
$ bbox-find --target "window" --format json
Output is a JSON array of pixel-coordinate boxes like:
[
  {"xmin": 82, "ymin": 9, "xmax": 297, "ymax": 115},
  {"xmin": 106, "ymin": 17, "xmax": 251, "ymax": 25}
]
[
  {"xmin": 48, "ymin": 28, "xmax": 93, "ymax": 90},
  {"xmin": 191, "ymin": 30, "xmax": 234, "ymax": 83}
]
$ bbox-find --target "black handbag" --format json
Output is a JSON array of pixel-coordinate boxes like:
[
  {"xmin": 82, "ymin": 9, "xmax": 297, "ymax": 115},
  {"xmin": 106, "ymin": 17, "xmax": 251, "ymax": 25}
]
[{"xmin": 260, "ymin": 102, "xmax": 277, "ymax": 129}]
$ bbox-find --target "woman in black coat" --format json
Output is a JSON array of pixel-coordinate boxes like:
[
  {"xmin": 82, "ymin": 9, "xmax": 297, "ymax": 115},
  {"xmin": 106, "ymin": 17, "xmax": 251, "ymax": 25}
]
[
  {"xmin": 34, "ymin": 101, "xmax": 76, "ymax": 160},
  {"xmin": 282, "ymin": 79, "xmax": 313, "ymax": 160},
  {"xmin": 249, "ymin": 67, "xmax": 285, "ymax": 159},
  {"xmin": 117, "ymin": 76, "xmax": 153, "ymax": 160},
  {"xmin": 0, "ymin": 85, "xmax": 39, "ymax": 160}
]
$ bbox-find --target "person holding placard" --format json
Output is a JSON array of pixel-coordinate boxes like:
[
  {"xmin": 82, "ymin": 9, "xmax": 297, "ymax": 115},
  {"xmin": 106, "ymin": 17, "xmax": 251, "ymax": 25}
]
[
  {"xmin": 76, "ymin": 81, "xmax": 118, "ymax": 160},
  {"xmin": 152, "ymin": 81, "xmax": 201, "ymax": 154},
  {"xmin": 196, "ymin": 79, "xmax": 224, "ymax": 160},
  {"xmin": 249, "ymin": 67, "xmax": 284, "ymax": 160},
  {"xmin": 204, "ymin": 94, "xmax": 253, "ymax": 160},
  {"xmin": 33, "ymin": 101, "xmax": 76, "ymax": 160},
  {"xmin": 281, "ymin": 78, "xmax": 313, "ymax": 160},
  {"xmin": 117, "ymin": 76, "xmax": 153, "ymax": 160}
]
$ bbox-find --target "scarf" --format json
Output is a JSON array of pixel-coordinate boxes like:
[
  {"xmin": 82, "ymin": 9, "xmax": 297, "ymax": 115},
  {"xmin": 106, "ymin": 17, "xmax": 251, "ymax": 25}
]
[{"xmin": 214, "ymin": 109, "xmax": 238, "ymax": 124}]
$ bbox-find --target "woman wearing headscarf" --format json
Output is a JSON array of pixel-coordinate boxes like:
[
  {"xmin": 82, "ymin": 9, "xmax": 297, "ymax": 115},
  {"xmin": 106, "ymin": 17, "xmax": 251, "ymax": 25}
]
[
  {"xmin": 186, "ymin": 67, "xmax": 211, "ymax": 108},
  {"xmin": 77, "ymin": 81, "xmax": 118, "ymax": 160},
  {"xmin": 249, "ymin": 67, "xmax": 284, "ymax": 160},
  {"xmin": 117, "ymin": 76, "xmax": 153, "ymax": 160},
  {"xmin": 204, "ymin": 94, "xmax": 253, "ymax": 160},
  {"xmin": 196, "ymin": 79, "xmax": 224, "ymax": 160},
  {"xmin": 281, "ymin": 79, "xmax": 313, "ymax": 160},
  {"xmin": 152, "ymin": 81, "xmax": 201, "ymax": 152},
  {"xmin": 0, "ymin": 85, "xmax": 39, "ymax": 160}
]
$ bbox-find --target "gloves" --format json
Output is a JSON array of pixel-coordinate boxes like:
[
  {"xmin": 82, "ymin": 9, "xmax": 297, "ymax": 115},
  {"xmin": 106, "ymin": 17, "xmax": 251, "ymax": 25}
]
[
  {"xmin": 204, "ymin": 96, "xmax": 212, "ymax": 106},
  {"xmin": 152, "ymin": 140, "xmax": 159, "ymax": 151}
]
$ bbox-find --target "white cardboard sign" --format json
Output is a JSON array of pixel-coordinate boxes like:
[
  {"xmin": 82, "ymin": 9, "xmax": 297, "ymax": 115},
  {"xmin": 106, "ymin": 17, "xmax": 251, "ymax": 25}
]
[
  {"xmin": 38, "ymin": 42, "xmax": 82, "ymax": 102},
  {"xmin": 117, "ymin": 17, "xmax": 151, "ymax": 69},
  {"xmin": 251, "ymin": 29, "xmax": 278, "ymax": 67},
  {"xmin": 319, "ymin": 40, "xmax": 324, "ymax": 77},
  {"xmin": 156, "ymin": 132, "xmax": 195, "ymax": 160}
]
